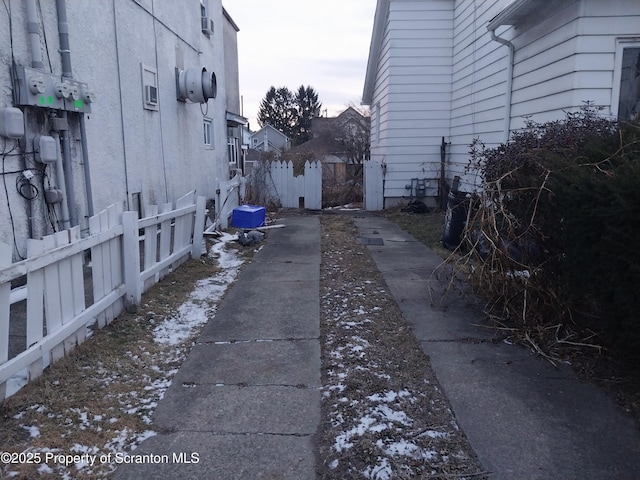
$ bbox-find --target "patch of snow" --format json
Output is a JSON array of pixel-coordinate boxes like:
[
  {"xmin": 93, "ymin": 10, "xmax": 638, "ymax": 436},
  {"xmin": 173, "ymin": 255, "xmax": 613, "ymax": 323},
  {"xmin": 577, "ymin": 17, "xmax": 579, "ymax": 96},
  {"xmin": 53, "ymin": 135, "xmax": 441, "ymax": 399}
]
[
  {"xmin": 22, "ymin": 425, "xmax": 40, "ymax": 438},
  {"xmin": 5, "ymin": 368, "xmax": 28, "ymax": 398}
]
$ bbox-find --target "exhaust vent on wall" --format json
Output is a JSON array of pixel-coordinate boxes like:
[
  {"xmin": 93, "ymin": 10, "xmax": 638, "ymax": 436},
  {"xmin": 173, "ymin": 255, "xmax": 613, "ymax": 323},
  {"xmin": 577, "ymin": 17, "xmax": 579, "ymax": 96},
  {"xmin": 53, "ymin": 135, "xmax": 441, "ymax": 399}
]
[{"xmin": 176, "ymin": 67, "xmax": 217, "ymax": 103}]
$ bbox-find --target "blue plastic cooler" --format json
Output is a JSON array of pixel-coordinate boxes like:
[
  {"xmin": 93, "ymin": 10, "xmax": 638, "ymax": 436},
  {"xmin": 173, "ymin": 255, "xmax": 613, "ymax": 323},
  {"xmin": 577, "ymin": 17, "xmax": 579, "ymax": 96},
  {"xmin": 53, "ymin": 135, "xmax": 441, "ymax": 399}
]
[{"xmin": 231, "ymin": 205, "xmax": 266, "ymax": 228}]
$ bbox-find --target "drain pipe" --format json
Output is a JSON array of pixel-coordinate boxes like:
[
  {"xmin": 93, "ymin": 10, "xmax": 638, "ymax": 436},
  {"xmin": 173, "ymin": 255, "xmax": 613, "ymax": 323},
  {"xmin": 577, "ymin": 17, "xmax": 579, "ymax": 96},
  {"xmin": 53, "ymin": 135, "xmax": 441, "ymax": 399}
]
[
  {"xmin": 54, "ymin": 0, "xmax": 79, "ymax": 227},
  {"xmin": 489, "ymin": 27, "xmax": 515, "ymax": 142},
  {"xmin": 25, "ymin": 0, "xmax": 44, "ymax": 69}
]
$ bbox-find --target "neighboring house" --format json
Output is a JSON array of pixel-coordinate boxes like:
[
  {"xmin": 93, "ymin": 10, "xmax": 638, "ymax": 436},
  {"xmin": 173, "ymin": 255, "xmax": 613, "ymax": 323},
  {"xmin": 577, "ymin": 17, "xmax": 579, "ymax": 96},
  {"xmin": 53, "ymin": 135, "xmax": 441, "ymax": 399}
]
[
  {"xmin": 0, "ymin": 0, "xmax": 244, "ymax": 262},
  {"xmin": 362, "ymin": 0, "xmax": 640, "ymax": 209},
  {"xmin": 288, "ymin": 107, "xmax": 369, "ymax": 183},
  {"xmin": 223, "ymin": 8, "xmax": 248, "ymax": 178},
  {"xmin": 249, "ymin": 124, "xmax": 291, "ymax": 154}
]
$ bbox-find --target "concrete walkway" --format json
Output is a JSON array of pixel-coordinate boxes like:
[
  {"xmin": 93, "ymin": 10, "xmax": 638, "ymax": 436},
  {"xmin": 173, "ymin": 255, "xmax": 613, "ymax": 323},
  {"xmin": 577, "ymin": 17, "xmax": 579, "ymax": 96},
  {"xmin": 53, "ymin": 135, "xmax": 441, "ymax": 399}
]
[
  {"xmin": 113, "ymin": 213, "xmax": 640, "ymax": 480},
  {"xmin": 353, "ymin": 215, "xmax": 640, "ymax": 480},
  {"xmin": 114, "ymin": 216, "xmax": 321, "ymax": 480}
]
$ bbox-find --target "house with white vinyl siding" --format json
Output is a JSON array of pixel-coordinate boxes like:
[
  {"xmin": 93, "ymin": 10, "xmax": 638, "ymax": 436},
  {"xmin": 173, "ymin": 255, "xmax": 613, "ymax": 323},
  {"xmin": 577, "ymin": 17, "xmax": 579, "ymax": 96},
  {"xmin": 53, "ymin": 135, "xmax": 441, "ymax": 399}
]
[{"xmin": 362, "ymin": 0, "xmax": 640, "ymax": 209}]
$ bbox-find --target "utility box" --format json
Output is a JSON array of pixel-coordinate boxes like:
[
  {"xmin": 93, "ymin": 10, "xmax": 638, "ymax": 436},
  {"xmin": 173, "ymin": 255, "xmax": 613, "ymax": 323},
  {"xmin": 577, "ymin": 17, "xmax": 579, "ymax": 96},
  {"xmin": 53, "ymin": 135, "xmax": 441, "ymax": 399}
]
[
  {"xmin": 232, "ymin": 205, "xmax": 266, "ymax": 229},
  {"xmin": 0, "ymin": 107, "xmax": 24, "ymax": 138}
]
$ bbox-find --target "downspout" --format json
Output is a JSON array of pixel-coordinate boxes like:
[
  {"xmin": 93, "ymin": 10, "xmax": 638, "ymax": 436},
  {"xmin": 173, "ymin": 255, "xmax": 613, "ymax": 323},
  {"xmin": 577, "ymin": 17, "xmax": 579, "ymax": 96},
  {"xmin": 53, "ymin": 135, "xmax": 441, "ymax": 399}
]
[
  {"xmin": 24, "ymin": 0, "xmax": 44, "ymax": 69},
  {"xmin": 55, "ymin": 0, "xmax": 78, "ymax": 227},
  {"xmin": 489, "ymin": 27, "xmax": 515, "ymax": 142}
]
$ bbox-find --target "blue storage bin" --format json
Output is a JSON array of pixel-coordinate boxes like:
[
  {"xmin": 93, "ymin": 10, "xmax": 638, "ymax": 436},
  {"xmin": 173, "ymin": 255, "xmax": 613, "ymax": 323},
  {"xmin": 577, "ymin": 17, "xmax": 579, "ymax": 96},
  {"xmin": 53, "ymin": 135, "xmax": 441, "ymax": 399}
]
[{"xmin": 232, "ymin": 205, "xmax": 266, "ymax": 228}]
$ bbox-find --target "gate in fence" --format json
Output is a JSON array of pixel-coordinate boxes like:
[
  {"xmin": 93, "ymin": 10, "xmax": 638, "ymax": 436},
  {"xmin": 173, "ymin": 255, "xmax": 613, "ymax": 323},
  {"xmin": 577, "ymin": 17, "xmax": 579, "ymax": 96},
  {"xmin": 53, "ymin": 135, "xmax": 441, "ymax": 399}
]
[
  {"xmin": 364, "ymin": 159, "xmax": 384, "ymax": 210},
  {"xmin": 268, "ymin": 160, "xmax": 322, "ymax": 210}
]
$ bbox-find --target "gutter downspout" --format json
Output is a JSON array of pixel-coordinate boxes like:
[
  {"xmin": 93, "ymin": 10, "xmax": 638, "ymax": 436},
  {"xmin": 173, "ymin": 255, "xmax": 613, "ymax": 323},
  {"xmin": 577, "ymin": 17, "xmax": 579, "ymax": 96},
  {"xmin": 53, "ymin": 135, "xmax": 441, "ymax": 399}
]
[
  {"xmin": 489, "ymin": 27, "xmax": 515, "ymax": 142},
  {"xmin": 55, "ymin": 0, "xmax": 78, "ymax": 227},
  {"xmin": 25, "ymin": 0, "xmax": 44, "ymax": 69}
]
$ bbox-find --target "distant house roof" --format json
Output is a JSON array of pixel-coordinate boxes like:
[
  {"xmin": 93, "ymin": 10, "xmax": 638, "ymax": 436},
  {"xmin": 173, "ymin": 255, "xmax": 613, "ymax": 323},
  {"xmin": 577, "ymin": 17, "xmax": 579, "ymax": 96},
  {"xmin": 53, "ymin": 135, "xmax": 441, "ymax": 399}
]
[
  {"xmin": 249, "ymin": 124, "xmax": 291, "ymax": 154},
  {"xmin": 288, "ymin": 107, "xmax": 366, "ymax": 160}
]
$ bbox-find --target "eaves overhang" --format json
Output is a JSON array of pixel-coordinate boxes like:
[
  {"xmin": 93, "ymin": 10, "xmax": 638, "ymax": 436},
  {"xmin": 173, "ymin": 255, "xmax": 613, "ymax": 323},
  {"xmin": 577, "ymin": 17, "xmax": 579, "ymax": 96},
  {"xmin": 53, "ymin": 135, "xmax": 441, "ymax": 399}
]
[
  {"xmin": 362, "ymin": 0, "xmax": 390, "ymax": 105},
  {"xmin": 226, "ymin": 111, "xmax": 247, "ymax": 126},
  {"xmin": 487, "ymin": 0, "xmax": 561, "ymax": 30}
]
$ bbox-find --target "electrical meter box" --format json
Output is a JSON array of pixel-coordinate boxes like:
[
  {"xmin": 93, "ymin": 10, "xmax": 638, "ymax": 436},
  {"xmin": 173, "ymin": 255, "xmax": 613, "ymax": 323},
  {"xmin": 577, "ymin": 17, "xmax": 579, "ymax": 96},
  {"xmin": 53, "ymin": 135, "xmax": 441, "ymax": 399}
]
[
  {"xmin": 35, "ymin": 136, "xmax": 58, "ymax": 163},
  {"xmin": 232, "ymin": 205, "xmax": 266, "ymax": 228},
  {"xmin": 0, "ymin": 107, "xmax": 24, "ymax": 138}
]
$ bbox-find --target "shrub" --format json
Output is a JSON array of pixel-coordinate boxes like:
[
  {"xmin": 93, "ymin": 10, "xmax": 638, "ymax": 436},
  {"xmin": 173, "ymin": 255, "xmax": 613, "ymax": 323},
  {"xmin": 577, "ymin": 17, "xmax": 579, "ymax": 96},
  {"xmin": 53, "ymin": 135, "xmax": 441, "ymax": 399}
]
[{"xmin": 460, "ymin": 105, "xmax": 640, "ymax": 358}]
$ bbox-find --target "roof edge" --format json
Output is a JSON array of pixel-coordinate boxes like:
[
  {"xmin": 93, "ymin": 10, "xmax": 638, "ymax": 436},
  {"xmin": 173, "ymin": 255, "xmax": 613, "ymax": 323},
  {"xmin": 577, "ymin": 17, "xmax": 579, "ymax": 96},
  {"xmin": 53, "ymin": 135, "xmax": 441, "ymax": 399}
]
[{"xmin": 362, "ymin": 0, "xmax": 389, "ymax": 105}]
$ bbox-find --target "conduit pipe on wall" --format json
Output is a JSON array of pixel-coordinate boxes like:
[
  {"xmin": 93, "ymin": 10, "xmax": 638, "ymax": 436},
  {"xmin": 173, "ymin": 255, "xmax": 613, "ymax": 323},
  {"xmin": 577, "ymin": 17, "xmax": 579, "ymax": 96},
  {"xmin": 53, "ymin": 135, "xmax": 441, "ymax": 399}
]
[
  {"xmin": 51, "ymin": 130, "xmax": 71, "ymax": 230},
  {"xmin": 24, "ymin": 0, "xmax": 44, "ymax": 69},
  {"xmin": 55, "ymin": 0, "xmax": 73, "ymax": 78},
  {"xmin": 55, "ymin": 0, "xmax": 79, "ymax": 227},
  {"xmin": 489, "ymin": 28, "xmax": 515, "ymax": 142},
  {"xmin": 79, "ymin": 116, "xmax": 94, "ymax": 217}
]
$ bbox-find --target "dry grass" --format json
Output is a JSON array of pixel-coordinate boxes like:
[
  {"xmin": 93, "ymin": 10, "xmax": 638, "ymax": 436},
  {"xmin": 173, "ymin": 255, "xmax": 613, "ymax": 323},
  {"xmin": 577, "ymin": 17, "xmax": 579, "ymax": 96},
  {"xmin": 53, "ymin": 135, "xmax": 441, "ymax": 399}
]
[
  {"xmin": 0, "ymin": 243, "xmax": 251, "ymax": 479},
  {"xmin": 382, "ymin": 208, "xmax": 449, "ymax": 258},
  {"xmin": 317, "ymin": 214, "xmax": 487, "ymax": 479}
]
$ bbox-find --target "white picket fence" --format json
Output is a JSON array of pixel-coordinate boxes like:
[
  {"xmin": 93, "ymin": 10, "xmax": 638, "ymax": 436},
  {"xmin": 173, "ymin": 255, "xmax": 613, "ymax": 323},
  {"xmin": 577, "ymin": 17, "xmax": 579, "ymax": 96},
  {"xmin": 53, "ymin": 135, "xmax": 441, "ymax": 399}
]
[
  {"xmin": 268, "ymin": 160, "xmax": 322, "ymax": 210},
  {"xmin": 0, "ymin": 191, "xmax": 206, "ymax": 401}
]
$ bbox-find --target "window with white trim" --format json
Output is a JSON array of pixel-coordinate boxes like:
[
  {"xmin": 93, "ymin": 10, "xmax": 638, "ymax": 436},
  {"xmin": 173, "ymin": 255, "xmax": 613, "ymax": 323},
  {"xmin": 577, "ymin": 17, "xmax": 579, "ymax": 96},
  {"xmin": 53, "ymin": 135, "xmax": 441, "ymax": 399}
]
[
  {"xmin": 612, "ymin": 40, "xmax": 640, "ymax": 121},
  {"xmin": 203, "ymin": 118, "xmax": 213, "ymax": 148}
]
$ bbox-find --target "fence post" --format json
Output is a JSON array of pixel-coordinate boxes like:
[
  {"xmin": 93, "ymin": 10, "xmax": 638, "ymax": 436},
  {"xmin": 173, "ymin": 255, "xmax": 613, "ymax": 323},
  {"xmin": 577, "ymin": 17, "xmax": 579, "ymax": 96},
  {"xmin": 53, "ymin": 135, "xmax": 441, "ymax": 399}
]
[
  {"xmin": 0, "ymin": 243, "xmax": 11, "ymax": 401},
  {"xmin": 122, "ymin": 211, "xmax": 141, "ymax": 312},
  {"xmin": 191, "ymin": 196, "xmax": 207, "ymax": 259}
]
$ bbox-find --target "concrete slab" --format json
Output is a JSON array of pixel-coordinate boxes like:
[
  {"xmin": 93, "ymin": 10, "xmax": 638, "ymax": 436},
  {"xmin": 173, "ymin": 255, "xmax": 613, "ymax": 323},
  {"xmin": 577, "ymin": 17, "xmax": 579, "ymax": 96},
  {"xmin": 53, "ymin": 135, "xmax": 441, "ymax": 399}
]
[
  {"xmin": 198, "ymin": 280, "xmax": 319, "ymax": 341},
  {"xmin": 251, "ymin": 246, "xmax": 320, "ymax": 265},
  {"xmin": 423, "ymin": 340, "xmax": 640, "ymax": 480},
  {"xmin": 238, "ymin": 260, "xmax": 319, "ymax": 283},
  {"xmin": 172, "ymin": 339, "xmax": 321, "ymax": 387},
  {"xmin": 152, "ymin": 384, "xmax": 320, "ymax": 434},
  {"xmin": 112, "ymin": 431, "xmax": 317, "ymax": 480},
  {"xmin": 355, "ymin": 216, "xmax": 640, "ymax": 480}
]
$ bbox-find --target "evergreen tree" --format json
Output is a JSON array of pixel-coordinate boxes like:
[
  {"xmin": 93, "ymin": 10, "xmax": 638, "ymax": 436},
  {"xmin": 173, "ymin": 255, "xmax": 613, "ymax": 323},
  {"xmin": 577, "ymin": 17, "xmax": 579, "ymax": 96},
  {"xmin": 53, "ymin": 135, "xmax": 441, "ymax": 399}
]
[
  {"xmin": 256, "ymin": 85, "xmax": 322, "ymax": 146},
  {"xmin": 294, "ymin": 85, "xmax": 322, "ymax": 145},
  {"xmin": 257, "ymin": 86, "xmax": 296, "ymax": 138}
]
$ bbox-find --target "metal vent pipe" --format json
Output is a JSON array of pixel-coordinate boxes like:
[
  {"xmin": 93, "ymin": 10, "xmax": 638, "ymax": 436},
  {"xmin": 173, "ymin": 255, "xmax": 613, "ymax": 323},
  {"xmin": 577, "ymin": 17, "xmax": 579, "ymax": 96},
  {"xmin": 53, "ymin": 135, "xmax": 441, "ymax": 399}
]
[{"xmin": 25, "ymin": 0, "xmax": 44, "ymax": 69}]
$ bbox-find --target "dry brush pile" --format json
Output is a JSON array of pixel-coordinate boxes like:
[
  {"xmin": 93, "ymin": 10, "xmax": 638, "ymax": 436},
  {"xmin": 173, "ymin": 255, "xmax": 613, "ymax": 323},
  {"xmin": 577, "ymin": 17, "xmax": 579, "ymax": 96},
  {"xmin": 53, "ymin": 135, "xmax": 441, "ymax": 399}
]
[{"xmin": 447, "ymin": 105, "xmax": 640, "ymax": 363}]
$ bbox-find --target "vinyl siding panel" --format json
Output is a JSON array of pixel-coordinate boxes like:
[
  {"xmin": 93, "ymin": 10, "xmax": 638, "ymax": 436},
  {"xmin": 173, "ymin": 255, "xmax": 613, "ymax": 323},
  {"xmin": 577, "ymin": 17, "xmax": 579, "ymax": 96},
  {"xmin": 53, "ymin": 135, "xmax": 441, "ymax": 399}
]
[
  {"xmin": 364, "ymin": 0, "xmax": 640, "ymax": 204},
  {"xmin": 375, "ymin": 0, "xmax": 454, "ymax": 201}
]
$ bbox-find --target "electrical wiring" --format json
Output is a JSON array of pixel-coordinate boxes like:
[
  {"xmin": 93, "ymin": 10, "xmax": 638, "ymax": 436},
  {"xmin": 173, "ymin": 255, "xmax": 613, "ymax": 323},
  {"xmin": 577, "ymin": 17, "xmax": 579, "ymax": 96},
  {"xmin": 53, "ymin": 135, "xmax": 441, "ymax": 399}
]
[
  {"xmin": 16, "ymin": 172, "xmax": 39, "ymax": 201},
  {"xmin": 1, "ymin": 138, "xmax": 25, "ymax": 260}
]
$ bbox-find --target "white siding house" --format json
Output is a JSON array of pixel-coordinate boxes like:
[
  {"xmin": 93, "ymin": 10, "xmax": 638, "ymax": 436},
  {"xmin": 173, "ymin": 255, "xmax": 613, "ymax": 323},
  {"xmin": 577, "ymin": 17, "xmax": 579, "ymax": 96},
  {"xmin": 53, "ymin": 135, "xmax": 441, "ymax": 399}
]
[
  {"xmin": 0, "ymin": 0, "xmax": 244, "ymax": 261},
  {"xmin": 362, "ymin": 0, "xmax": 640, "ymax": 209}
]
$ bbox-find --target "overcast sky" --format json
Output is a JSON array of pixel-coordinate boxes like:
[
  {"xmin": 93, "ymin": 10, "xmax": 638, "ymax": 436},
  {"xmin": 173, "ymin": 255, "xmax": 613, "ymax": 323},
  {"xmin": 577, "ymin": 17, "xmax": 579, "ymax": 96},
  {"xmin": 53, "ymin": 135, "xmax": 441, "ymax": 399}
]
[{"xmin": 223, "ymin": 1, "xmax": 377, "ymax": 130}]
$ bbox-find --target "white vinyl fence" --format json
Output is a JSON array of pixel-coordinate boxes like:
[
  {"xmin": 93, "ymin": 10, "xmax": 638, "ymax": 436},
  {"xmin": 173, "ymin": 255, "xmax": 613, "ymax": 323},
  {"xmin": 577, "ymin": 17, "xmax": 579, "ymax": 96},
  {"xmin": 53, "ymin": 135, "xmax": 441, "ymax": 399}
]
[
  {"xmin": 0, "ymin": 191, "xmax": 206, "ymax": 401},
  {"xmin": 268, "ymin": 160, "xmax": 322, "ymax": 210}
]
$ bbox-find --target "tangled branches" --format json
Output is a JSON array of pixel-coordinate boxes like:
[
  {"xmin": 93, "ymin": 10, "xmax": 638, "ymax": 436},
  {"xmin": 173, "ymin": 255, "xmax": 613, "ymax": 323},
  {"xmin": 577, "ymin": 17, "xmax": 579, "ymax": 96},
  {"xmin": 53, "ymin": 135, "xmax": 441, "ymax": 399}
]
[{"xmin": 443, "ymin": 105, "xmax": 640, "ymax": 362}]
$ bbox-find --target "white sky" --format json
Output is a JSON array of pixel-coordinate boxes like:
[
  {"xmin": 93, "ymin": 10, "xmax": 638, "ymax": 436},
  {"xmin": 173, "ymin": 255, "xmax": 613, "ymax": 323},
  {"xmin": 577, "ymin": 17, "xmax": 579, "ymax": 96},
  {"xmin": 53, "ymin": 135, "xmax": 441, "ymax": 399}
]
[{"xmin": 223, "ymin": 1, "xmax": 377, "ymax": 130}]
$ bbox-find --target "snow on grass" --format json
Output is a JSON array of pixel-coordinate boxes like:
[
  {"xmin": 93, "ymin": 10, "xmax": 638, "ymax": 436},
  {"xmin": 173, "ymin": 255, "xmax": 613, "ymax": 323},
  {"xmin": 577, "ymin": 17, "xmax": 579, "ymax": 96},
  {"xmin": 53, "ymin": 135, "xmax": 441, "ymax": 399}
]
[
  {"xmin": 153, "ymin": 234, "xmax": 243, "ymax": 346},
  {"xmin": 2, "ymin": 235, "xmax": 245, "ymax": 480},
  {"xmin": 320, "ymin": 224, "xmax": 481, "ymax": 479}
]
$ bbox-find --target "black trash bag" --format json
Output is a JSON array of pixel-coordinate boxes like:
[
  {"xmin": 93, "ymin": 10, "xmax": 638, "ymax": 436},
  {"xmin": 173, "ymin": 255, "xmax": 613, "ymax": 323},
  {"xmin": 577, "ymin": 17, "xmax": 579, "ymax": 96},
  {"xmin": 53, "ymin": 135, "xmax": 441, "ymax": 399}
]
[
  {"xmin": 236, "ymin": 230, "xmax": 265, "ymax": 246},
  {"xmin": 401, "ymin": 200, "xmax": 429, "ymax": 213}
]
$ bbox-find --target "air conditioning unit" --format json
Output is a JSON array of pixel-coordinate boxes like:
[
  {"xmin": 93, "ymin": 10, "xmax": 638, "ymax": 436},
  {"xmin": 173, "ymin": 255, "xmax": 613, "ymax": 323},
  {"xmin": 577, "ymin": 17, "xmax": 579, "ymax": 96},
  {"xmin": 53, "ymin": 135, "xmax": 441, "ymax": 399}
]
[
  {"xmin": 201, "ymin": 16, "xmax": 213, "ymax": 35},
  {"xmin": 144, "ymin": 85, "xmax": 158, "ymax": 106}
]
